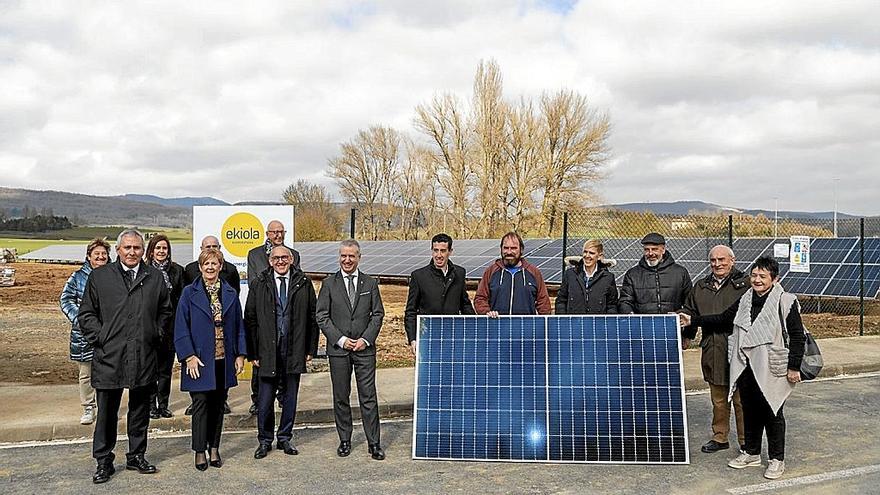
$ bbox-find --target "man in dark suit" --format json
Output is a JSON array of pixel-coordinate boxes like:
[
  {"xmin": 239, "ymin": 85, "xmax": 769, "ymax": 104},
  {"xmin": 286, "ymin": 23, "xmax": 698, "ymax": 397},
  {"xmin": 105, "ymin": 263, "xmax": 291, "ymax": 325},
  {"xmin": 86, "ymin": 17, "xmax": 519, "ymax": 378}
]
[
  {"xmin": 183, "ymin": 235, "xmax": 241, "ymax": 294},
  {"xmin": 183, "ymin": 235, "xmax": 239, "ymax": 416},
  {"xmin": 246, "ymin": 219, "xmax": 300, "ymax": 414},
  {"xmin": 316, "ymin": 239, "xmax": 385, "ymax": 460},
  {"xmin": 245, "ymin": 246, "xmax": 319, "ymax": 459},
  {"xmin": 404, "ymin": 233, "xmax": 474, "ymax": 356},
  {"xmin": 78, "ymin": 229, "xmax": 172, "ymax": 484}
]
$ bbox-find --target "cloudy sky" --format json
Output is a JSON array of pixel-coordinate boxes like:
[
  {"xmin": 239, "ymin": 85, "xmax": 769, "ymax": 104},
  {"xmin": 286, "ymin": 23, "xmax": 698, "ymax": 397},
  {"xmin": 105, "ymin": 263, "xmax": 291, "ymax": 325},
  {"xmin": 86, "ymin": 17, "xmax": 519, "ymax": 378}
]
[{"xmin": 1, "ymin": 0, "xmax": 878, "ymax": 215}]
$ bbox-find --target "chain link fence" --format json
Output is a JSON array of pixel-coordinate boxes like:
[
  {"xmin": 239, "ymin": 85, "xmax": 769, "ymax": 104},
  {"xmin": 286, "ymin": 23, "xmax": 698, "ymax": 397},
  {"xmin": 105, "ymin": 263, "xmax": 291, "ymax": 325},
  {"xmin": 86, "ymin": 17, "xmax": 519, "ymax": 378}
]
[{"xmin": 563, "ymin": 210, "xmax": 880, "ymax": 337}]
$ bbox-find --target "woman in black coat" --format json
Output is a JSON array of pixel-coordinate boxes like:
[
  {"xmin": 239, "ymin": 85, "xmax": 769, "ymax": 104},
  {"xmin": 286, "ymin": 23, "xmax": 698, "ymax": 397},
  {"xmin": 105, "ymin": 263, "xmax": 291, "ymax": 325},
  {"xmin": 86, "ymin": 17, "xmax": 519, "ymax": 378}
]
[
  {"xmin": 175, "ymin": 248, "xmax": 246, "ymax": 471},
  {"xmin": 145, "ymin": 234, "xmax": 185, "ymax": 419},
  {"xmin": 555, "ymin": 239, "xmax": 619, "ymax": 314}
]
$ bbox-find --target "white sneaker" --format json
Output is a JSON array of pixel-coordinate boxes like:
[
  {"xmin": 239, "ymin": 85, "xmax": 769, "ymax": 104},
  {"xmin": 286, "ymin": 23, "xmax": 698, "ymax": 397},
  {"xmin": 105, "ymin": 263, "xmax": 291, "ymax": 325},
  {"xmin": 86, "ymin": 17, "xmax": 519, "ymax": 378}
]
[
  {"xmin": 764, "ymin": 459, "xmax": 785, "ymax": 479},
  {"xmin": 80, "ymin": 406, "xmax": 95, "ymax": 425},
  {"xmin": 728, "ymin": 452, "xmax": 762, "ymax": 469}
]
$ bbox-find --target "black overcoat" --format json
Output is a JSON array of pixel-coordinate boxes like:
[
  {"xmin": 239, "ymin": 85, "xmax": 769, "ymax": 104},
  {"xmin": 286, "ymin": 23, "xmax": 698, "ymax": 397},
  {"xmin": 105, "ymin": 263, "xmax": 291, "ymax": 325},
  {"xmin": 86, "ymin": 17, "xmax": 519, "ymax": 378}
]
[
  {"xmin": 244, "ymin": 266, "xmax": 318, "ymax": 377},
  {"xmin": 78, "ymin": 261, "xmax": 173, "ymax": 389}
]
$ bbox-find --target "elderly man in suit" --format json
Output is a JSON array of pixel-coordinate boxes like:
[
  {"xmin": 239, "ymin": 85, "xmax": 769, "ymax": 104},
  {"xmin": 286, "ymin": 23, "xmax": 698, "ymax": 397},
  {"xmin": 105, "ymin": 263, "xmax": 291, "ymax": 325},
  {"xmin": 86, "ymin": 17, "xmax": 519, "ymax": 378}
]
[
  {"xmin": 246, "ymin": 220, "xmax": 300, "ymax": 414},
  {"xmin": 245, "ymin": 245, "xmax": 318, "ymax": 459},
  {"xmin": 316, "ymin": 239, "xmax": 386, "ymax": 460},
  {"xmin": 78, "ymin": 229, "xmax": 172, "ymax": 484}
]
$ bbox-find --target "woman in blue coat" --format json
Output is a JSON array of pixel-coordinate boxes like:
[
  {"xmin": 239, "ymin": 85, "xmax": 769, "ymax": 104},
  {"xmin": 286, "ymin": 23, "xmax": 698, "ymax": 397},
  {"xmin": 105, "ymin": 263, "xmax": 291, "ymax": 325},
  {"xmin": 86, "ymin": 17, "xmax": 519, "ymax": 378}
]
[{"xmin": 174, "ymin": 248, "xmax": 246, "ymax": 471}]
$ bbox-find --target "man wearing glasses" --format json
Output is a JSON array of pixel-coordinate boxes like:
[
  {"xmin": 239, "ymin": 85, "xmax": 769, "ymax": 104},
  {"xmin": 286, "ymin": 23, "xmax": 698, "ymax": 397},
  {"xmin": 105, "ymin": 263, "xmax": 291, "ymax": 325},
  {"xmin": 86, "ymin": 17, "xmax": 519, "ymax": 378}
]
[
  {"xmin": 245, "ymin": 246, "xmax": 318, "ymax": 459},
  {"xmin": 246, "ymin": 220, "xmax": 301, "ymax": 414}
]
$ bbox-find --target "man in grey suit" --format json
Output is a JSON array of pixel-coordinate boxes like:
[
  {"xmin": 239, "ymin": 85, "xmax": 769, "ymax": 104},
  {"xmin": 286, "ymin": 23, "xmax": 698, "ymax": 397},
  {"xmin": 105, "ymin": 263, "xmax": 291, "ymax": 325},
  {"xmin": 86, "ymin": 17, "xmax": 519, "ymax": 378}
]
[{"xmin": 316, "ymin": 239, "xmax": 385, "ymax": 460}]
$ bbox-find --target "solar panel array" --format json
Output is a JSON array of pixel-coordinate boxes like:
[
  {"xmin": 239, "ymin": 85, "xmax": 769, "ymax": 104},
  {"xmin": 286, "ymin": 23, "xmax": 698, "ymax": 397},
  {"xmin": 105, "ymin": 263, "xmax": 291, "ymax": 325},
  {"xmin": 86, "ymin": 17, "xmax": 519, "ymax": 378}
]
[
  {"xmin": 19, "ymin": 237, "xmax": 880, "ymax": 298},
  {"xmin": 412, "ymin": 315, "xmax": 689, "ymax": 463}
]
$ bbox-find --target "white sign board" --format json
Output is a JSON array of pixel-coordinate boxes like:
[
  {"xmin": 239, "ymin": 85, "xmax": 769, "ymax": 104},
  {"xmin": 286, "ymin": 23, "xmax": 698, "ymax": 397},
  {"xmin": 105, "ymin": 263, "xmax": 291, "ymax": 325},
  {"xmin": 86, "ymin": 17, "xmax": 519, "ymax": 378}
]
[
  {"xmin": 773, "ymin": 243, "xmax": 790, "ymax": 258},
  {"xmin": 192, "ymin": 205, "xmax": 294, "ymax": 302},
  {"xmin": 789, "ymin": 236, "xmax": 810, "ymax": 273}
]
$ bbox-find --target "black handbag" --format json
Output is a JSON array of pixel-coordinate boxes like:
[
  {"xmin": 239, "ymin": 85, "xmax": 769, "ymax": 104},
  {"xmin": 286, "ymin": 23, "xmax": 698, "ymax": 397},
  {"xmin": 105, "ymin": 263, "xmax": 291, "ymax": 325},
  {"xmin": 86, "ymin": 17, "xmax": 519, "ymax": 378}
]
[{"xmin": 778, "ymin": 296, "xmax": 823, "ymax": 380}]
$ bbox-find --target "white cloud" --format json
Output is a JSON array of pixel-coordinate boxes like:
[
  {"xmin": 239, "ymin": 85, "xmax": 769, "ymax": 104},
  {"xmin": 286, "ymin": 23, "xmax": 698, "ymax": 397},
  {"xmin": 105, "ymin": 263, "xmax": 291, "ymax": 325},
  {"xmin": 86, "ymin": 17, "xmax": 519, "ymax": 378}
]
[{"xmin": 0, "ymin": 0, "xmax": 877, "ymax": 215}]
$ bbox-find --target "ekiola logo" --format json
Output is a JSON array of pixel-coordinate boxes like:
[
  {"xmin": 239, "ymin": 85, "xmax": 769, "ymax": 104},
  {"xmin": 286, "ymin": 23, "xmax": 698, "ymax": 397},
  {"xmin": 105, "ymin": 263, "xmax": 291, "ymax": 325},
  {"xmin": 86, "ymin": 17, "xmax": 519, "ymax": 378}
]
[{"xmin": 221, "ymin": 213, "xmax": 264, "ymax": 257}]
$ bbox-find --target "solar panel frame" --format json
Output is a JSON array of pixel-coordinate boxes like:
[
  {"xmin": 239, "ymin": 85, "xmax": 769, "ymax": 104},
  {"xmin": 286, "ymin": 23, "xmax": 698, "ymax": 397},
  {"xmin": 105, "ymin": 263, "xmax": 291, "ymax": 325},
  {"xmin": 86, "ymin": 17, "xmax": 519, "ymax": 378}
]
[{"xmin": 412, "ymin": 314, "xmax": 690, "ymax": 464}]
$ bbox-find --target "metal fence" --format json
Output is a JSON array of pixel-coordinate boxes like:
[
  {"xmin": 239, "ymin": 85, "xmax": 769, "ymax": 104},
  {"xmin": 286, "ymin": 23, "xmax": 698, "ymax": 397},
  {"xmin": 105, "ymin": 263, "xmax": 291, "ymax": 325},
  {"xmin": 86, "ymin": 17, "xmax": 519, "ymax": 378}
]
[{"xmin": 563, "ymin": 211, "xmax": 880, "ymax": 336}]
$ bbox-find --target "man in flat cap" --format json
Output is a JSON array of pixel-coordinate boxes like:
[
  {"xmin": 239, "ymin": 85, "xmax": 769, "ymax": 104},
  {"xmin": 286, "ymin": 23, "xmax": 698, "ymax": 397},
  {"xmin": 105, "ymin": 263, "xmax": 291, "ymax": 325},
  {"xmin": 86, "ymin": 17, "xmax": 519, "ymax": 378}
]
[{"xmin": 618, "ymin": 232, "xmax": 692, "ymax": 314}]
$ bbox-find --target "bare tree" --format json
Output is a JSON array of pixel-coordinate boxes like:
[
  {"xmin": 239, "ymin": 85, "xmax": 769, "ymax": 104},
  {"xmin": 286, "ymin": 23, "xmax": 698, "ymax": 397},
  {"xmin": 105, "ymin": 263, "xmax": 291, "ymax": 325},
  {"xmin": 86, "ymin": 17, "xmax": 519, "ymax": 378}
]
[
  {"xmin": 505, "ymin": 99, "xmax": 543, "ymax": 233},
  {"xmin": 414, "ymin": 93, "xmax": 472, "ymax": 238},
  {"xmin": 471, "ymin": 59, "xmax": 510, "ymax": 236},
  {"xmin": 327, "ymin": 126, "xmax": 401, "ymax": 240},
  {"xmin": 395, "ymin": 141, "xmax": 436, "ymax": 240},
  {"xmin": 281, "ymin": 179, "xmax": 342, "ymax": 241},
  {"xmin": 538, "ymin": 89, "xmax": 610, "ymax": 236}
]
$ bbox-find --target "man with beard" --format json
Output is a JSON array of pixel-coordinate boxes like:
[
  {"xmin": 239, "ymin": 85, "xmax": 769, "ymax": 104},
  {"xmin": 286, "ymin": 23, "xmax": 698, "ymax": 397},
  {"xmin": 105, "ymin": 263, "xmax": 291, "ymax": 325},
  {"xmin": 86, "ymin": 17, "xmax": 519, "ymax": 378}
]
[
  {"xmin": 618, "ymin": 232, "xmax": 692, "ymax": 314},
  {"xmin": 474, "ymin": 231, "xmax": 551, "ymax": 316}
]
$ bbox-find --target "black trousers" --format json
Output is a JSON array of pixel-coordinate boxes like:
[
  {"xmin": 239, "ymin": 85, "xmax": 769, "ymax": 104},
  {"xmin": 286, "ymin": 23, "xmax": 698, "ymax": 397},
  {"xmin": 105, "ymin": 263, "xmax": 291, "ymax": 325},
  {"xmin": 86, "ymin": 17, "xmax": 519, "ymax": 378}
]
[
  {"xmin": 93, "ymin": 385, "xmax": 153, "ymax": 465},
  {"xmin": 257, "ymin": 372, "xmax": 301, "ymax": 445},
  {"xmin": 151, "ymin": 346, "xmax": 175, "ymax": 410},
  {"xmin": 329, "ymin": 352, "xmax": 380, "ymax": 445},
  {"xmin": 738, "ymin": 364, "xmax": 786, "ymax": 460},
  {"xmin": 189, "ymin": 359, "xmax": 228, "ymax": 452}
]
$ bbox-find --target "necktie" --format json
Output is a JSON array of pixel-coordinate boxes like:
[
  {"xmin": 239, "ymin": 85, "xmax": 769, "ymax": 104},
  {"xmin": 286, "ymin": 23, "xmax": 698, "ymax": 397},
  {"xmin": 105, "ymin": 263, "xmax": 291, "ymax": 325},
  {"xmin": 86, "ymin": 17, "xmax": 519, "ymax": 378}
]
[
  {"xmin": 278, "ymin": 276, "xmax": 287, "ymax": 309},
  {"xmin": 346, "ymin": 275, "xmax": 356, "ymax": 306}
]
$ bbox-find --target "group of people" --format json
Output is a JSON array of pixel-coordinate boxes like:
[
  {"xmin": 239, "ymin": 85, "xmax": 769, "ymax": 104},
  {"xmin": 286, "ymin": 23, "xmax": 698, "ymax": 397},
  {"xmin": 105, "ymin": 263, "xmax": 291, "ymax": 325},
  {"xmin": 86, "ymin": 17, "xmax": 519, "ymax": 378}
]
[
  {"xmin": 60, "ymin": 225, "xmax": 804, "ymax": 483},
  {"xmin": 61, "ymin": 221, "xmax": 385, "ymax": 484},
  {"xmin": 406, "ymin": 231, "xmax": 804, "ymax": 481}
]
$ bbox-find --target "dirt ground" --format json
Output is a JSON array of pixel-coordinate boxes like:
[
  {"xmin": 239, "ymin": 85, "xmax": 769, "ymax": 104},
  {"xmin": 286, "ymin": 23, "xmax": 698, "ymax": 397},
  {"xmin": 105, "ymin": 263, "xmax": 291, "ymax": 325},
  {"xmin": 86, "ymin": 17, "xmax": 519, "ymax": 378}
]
[{"xmin": 1, "ymin": 262, "xmax": 877, "ymax": 386}]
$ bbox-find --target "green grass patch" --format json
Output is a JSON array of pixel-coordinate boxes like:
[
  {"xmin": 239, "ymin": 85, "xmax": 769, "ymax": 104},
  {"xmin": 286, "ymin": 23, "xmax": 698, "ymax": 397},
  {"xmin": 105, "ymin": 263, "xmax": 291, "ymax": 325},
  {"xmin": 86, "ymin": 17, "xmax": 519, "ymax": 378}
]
[
  {"xmin": 0, "ymin": 238, "xmax": 87, "ymax": 255},
  {"xmin": 0, "ymin": 226, "xmax": 191, "ymax": 242}
]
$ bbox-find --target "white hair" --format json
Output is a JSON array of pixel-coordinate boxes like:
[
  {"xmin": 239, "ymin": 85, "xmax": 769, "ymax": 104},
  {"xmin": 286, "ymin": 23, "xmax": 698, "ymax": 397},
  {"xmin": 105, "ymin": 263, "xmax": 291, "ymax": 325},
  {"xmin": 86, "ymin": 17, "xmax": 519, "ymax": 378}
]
[
  {"xmin": 116, "ymin": 228, "xmax": 145, "ymax": 247},
  {"xmin": 709, "ymin": 244, "xmax": 735, "ymax": 259}
]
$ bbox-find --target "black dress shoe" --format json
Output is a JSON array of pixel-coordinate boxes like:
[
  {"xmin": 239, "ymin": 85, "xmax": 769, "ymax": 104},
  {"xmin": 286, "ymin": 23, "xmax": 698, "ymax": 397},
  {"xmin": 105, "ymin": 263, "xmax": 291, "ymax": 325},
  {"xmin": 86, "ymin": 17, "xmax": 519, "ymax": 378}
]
[
  {"xmin": 277, "ymin": 441, "xmax": 299, "ymax": 455},
  {"xmin": 125, "ymin": 455, "xmax": 157, "ymax": 474},
  {"xmin": 92, "ymin": 464, "xmax": 115, "ymax": 484},
  {"xmin": 159, "ymin": 408, "xmax": 173, "ymax": 418},
  {"xmin": 185, "ymin": 404, "xmax": 193, "ymax": 416},
  {"xmin": 701, "ymin": 440, "xmax": 730, "ymax": 453},
  {"xmin": 248, "ymin": 403, "xmax": 258, "ymax": 415},
  {"xmin": 149, "ymin": 409, "xmax": 160, "ymax": 420},
  {"xmin": 337, "ymin": 441, "xmax": 352, "ymax": 457},
  {"xmin": 223, "ymin": 402, "xmax": 231, "ymax": 414},
  {"xmin": 368, "ymin": 443, "xmax": 385, "ymax": 461},
  {"xmin": 194, "ymin": 452, "xmax": 208, "ymax": 471},
  {"xmin": 209, "ymin": 452, "xmax": 223, "ymax": 468},
  {"xmin": 254, "ymin": 444, "xmax": 272, "ymax": 459}
]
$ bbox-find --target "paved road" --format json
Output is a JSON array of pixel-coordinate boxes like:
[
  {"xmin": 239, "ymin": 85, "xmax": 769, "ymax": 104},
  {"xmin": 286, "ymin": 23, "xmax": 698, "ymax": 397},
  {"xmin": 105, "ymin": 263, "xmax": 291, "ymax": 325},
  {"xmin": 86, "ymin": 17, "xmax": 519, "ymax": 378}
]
[{"xmin": 2, "ymin": 374, "xmax": 878, "ymax": 494}]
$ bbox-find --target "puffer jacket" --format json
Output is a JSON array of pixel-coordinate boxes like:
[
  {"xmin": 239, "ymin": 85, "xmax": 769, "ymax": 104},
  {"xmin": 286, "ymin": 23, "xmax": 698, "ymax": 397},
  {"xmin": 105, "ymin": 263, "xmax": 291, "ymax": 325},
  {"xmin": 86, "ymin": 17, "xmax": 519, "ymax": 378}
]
[
  {"xmin": 555, "ymin": 259, "xmax": 619, "ymax": 315},
  {"xmin": 618, "ymin": 252, "xmax": 692, "ymax": 314},
  {"xmin": 60, "ymin": 262, "xmax": 94, "ymax": 362}
]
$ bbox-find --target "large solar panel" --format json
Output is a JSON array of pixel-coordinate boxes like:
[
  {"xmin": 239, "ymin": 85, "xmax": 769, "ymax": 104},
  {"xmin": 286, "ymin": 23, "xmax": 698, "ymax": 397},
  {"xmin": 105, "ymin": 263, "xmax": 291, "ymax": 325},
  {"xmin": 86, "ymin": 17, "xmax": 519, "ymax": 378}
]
[{"xmin": 412, "ymin": 315, "xmax": 689, "ymax": 464}]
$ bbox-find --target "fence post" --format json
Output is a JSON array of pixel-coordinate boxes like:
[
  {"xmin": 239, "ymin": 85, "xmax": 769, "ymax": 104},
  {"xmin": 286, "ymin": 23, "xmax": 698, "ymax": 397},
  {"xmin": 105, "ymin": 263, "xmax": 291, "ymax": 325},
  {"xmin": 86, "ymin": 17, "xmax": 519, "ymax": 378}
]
[
  {"xmin": 728, "ymin": 215, "xmax": 733, "ymax": 247},
  {"xmin": 562, "ymin": 212, "xmax": 569, "ymax": 275},
  {"xmin": 350, "ymin": 208, "xmax": 356, "ymax": 239},
  {"xmin": 860, "ymin": 217, "xmax": 865, "ymax": 336}
]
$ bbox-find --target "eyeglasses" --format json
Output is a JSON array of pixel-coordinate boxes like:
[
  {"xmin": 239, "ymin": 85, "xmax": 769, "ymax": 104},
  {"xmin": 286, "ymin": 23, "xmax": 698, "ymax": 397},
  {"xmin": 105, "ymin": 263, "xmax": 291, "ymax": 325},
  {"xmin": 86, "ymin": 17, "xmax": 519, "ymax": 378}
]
[
  {"xmin": 267, "ymin": 230, "xmax": 286, "ymax": 235},
  {"xmin": 270, "ymin": 255, "xmax": 291, "ymax": 262}
]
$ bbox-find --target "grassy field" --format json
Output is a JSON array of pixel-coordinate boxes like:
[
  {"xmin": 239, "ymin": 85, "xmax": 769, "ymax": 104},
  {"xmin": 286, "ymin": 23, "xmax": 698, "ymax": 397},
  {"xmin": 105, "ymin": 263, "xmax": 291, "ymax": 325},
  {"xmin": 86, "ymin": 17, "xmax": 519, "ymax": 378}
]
[{"xmin": 0, "ymin": 227, "xmax": 192, "ymax": 255}]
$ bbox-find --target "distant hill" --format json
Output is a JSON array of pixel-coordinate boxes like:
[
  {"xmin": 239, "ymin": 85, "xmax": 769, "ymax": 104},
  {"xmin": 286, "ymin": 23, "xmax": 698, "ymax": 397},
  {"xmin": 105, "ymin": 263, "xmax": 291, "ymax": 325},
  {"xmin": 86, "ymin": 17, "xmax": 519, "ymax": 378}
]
[
  {"xmin": 0, "ymin": 187, "xmax": 192, "ymax": 228},
  {"xmin": 604, "ymin": 201, "xmax": 860, "ymax": 220},
  {"xmin": 118, "ymin": 194, "xmax": 228, "ymax": 208}
]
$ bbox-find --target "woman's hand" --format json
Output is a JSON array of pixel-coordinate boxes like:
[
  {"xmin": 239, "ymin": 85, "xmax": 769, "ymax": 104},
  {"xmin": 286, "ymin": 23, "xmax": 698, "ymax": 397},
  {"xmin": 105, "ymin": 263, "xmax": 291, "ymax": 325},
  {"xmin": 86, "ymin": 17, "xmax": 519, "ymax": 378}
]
[
  {"xmin": 186, "ymin": 355, "xmax": 204, "ymax": 379},
  {"xmin": 787, "ymin": 369, "xmax": 801, "ymax": 384},
  {"xmin": 677, "ymin": 312, "xmax": 691, "ymax": 327},
  {"xmin": 234, "ymin": 356, "xmax": 245, "ymax": 375}
]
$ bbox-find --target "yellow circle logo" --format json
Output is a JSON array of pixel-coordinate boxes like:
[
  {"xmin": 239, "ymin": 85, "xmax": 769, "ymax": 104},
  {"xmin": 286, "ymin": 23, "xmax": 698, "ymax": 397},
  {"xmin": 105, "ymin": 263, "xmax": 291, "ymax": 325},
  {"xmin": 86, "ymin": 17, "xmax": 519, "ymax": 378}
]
[{"xmin": 221, "ymin": 213, "xmax": 264, "ymax": 257}]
